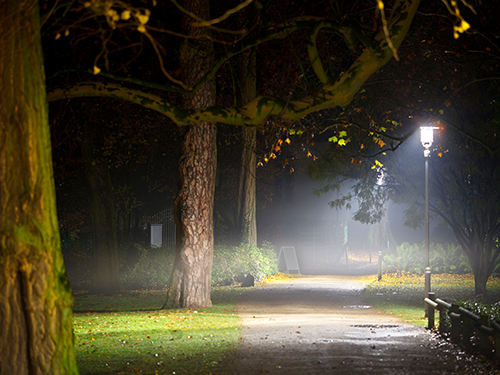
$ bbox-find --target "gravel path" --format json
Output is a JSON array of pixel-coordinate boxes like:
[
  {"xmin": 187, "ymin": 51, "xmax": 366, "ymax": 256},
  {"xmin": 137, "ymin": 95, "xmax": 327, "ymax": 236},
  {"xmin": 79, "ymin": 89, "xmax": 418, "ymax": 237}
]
[{"xmin": 218, "ymin": 275, "xmax": 492, "ymax": 375}]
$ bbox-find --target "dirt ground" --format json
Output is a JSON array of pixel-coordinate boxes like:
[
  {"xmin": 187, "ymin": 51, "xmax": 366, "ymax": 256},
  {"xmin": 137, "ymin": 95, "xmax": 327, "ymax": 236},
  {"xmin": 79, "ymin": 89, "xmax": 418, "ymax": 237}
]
[{"xmin": 218, "ymin": 275, "xmax": 499, "ymax": 375}]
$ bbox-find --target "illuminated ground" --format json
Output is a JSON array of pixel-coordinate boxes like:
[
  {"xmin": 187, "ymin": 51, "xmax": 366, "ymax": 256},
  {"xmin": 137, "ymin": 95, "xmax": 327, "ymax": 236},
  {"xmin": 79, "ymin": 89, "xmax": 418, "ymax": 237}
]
[{"xmin": 220, "ymin": 275, "xmax": 498, "ymax": 374}]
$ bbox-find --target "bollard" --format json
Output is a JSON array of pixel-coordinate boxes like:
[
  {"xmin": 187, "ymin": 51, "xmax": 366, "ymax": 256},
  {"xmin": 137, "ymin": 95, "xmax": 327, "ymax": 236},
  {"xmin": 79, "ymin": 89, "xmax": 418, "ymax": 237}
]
[{"xmin": 377, "ymin": 251, "xmax": 382, "ymax": 281}]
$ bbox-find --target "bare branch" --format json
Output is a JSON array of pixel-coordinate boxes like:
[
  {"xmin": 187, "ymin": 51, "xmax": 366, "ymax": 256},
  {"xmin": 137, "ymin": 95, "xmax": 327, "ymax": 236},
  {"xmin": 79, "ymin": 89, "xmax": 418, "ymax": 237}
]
[{"xmin": 193, "ymin": 0, "xmax": 254, "ymax": 27}]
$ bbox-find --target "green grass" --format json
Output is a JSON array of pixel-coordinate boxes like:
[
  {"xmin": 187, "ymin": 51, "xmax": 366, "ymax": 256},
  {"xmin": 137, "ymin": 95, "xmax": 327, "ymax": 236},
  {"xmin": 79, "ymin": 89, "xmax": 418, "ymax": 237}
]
[
  {"xmin": 362, "ymin": 273, "xmax": 500, "ymax": 327},
  {"xmin": 73, "ymin": 286, "xmax": 245, "ymax": 374}
]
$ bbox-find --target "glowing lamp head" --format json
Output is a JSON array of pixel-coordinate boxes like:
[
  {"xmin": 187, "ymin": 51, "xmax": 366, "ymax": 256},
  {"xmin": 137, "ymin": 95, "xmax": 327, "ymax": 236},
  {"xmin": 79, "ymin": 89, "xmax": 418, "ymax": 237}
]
[{"xmin": 420, "ymin": 126, "xmax": 435, "ymax": 149}]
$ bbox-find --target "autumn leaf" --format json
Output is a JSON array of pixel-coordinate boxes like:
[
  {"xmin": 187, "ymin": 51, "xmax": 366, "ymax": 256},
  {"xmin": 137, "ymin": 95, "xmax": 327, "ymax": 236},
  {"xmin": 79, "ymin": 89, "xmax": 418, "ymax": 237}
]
[
  {"xmin": 275, "ymin": 145, "xmax": 280, "ymax": 152},
  {"xmin": 285, "ymin": 138, "xmax": 291, "ymax": 144}
]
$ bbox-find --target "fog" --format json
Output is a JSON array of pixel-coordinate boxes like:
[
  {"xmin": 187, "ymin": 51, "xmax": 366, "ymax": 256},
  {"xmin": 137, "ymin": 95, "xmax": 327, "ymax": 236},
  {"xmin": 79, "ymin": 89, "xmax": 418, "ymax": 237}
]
[{"xmin": 258, "ymin": 130, "xmax": 455, "ymax": 274}]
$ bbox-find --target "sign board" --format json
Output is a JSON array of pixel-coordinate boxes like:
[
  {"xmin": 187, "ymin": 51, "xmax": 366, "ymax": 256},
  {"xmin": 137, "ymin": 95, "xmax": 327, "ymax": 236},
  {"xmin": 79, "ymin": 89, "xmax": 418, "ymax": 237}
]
[
  {"xmin": 151, "ymin": 224, "xmax": 163, "ymax": 247},
  {"xmin": 278, "ymin": 246, "xmax": 300, "ymax": 274}
]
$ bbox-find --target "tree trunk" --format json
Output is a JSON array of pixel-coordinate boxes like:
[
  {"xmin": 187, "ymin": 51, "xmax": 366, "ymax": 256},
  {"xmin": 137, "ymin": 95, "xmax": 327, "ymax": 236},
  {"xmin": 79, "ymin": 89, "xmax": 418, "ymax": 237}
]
[
  {"xmin": 163, "ymin": 0, "xmax": 216, "ymax": 309},
  {"xmin": 474, "ymin": 267, "xmax": 488, "ymax": 296},
  {"xmin": 236, "ymin": 6, "xmax": 258, "ymax": 246},
  {"xmin": 236, "ymin": 126, "xmax": 257, "ymax": 245},
  {"xmin": 0, "ymin": 1, "xmax": 78, "ymax": 374},
  {"xmin": 81, "ymin": 130, "xmax": 120, "ymax": 292}
]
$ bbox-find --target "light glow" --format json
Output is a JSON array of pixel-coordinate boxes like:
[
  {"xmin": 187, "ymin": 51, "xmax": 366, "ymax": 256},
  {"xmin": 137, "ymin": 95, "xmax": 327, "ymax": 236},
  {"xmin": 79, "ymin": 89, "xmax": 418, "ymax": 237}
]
[{"xmin": 420, "ymin": 126, "xmax": 439, "ymax": 149}]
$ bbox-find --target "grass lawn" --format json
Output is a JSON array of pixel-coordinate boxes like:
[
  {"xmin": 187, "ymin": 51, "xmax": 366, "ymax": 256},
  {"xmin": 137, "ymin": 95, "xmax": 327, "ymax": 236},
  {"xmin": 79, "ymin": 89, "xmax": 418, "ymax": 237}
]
[
  {"xmin": 73, "ymin": 274, "xmax": 291, "ymax": 374},
  {"xmin": 73, "ymin": 286, "xmax": 243, "ymax": 374},
  {"xmin": 362, "ymin": 273, "xmax": 500, "ymax": 327}
]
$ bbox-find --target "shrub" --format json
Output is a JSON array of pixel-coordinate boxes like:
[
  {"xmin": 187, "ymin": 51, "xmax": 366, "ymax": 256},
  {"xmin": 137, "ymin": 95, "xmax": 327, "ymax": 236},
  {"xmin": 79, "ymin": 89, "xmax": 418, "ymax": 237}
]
[
  {"xmin": 383, "ymin": 241, "xmax": 471, "ymax": 274},
  {"xmin": 121, "ymin": 245, "xmax": 174, "ymax": 289},
  {"xmin": 121, "ymin": 242, "xmax": 279, "ymax": 289}
]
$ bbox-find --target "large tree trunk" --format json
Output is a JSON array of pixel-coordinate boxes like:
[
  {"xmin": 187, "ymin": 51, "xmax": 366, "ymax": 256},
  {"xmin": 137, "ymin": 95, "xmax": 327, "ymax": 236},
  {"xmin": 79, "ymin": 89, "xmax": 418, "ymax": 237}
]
[
  {"xmin": 0, "ymin": 1, "xmax": 78, "ymax": 374},
  {"xmin": 81, "ymin": 129, "xmax": 120, "ymax": 292},
  {"xmin": 163, "ymin": 0, "xmax": 216, "ymax": 309}
]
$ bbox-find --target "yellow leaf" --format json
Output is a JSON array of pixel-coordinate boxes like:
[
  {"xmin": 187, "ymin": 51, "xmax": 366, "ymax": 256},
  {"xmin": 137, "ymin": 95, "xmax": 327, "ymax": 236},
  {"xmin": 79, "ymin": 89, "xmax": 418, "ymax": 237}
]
[
  {"xmin": 136, "ymin": 9, "xmax": 150, "ymax": 24},
  {"xmin": 285, "ymin": 138, "xmax": 291, "ymax": 144},
  {"xmin": 93, "ymin": 65, "xmax": 101, "ymax": 75},
  {"xmin": 307, "ymin": 151, "xmax": 311, "ymax": 158},
  {"xmin": 55, "ymin": 33, "xmax": 61, "ymax": 40},
  {"xmin": 64, "ymin": 29, "xmax": 70, "ymax": 37},
  {"xmin": 137, "ymin": 24, "xmax": 146, "ymax": 33},
  {"xmin": 270, "ymin": 153, "xmax": 276, "ymax": 159},
  {"xmin": 121, "ymin": 10, "xmax": 131, "ymax": 20},
  {"xmin": 257, "ymin": 161, "xmax": 263, "ymax": 167},
  {"xmin": 360, "ymin": 144, "xmax": 364, "ymax": 150},
  {"xmin": 278, "ymin": 139, "xmax": 283, "ymax": 145},
  {"xmin": 438, "ymin": 152, "xmax": 443, "ymax": 157}
]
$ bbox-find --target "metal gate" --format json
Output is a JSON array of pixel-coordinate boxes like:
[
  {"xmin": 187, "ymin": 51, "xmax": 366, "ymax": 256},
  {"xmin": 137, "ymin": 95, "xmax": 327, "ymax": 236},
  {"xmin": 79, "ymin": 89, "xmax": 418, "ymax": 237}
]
[{"xmin": 142, "ymin": 208, "xmax": 176, "ymax": 249}]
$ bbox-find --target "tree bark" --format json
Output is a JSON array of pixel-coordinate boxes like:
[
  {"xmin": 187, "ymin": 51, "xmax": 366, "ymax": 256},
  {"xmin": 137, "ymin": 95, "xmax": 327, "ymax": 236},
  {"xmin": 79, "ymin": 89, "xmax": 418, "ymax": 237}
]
[
  {"xmin": 0, "ymin": 1, "xmax": 78, "ymax": 374},
  {"xmin": 80, "ymin": 128, "xmax": 120, "ymax": 292},
  {"xmin": 163, "ymin": 0, "xmax": 216, "ymax": 309}
]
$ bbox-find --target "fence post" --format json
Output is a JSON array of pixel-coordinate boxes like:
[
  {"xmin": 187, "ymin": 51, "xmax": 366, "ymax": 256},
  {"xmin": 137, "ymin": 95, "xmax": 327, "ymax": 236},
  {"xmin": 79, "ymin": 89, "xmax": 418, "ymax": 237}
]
[
  {"xmin": 478, "ymin": 314, "xmax": 489, "ymax": 351},
  {"xmin": 492, "ymin": 321, "xmax": 500, "ymax": 360},
  {"xmin": 427, "ymin": 292, "xmax": 436, "ymax": 329},
  {"xmin": 450, "ymin": 304, "xmax": 461, "ymax": 344},
  {"xmin": 438, "ymin": 304, "xmax": 447, "ymax": 336},
  {"xmin": 462, "ymin": 314, "xmax": 473, "ymax": 348}
]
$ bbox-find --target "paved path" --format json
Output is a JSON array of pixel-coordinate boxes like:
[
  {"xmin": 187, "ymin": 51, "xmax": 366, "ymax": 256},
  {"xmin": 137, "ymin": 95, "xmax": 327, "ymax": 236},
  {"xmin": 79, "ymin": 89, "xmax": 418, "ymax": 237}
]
[{"xmin": 219, "ymin": 275, "xmax": 491, "ymax": 375}]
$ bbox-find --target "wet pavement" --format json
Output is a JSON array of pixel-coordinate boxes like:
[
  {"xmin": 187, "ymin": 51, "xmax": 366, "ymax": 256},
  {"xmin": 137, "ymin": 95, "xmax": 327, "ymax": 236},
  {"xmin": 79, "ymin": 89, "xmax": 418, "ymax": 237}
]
[{"xmin": 219, "ymin": 275, "xmax": 497, "ymax": 374}]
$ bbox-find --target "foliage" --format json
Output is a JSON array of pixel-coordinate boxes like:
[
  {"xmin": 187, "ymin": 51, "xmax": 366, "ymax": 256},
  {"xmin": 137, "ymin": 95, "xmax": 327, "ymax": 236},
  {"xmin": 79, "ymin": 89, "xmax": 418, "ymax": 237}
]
[
  {"xmin": 383, "ymin": 242, "xmax": 472, "ymax": 275},
  {"xmin": 121, "ymin": 245, "xmax": 174, "ymax": 290},
  {"xmin": 73, "ymin": 287, "xmax": 241, "ymax": 374},
  {"xmin": 456, "ymin": 299, "xmax": 500, "ymax": 323},
  {"xmin": 121, "ymin": 242, "xmax": 278, "ymax": 289},
  {"xmin": 212, "ymin": 242, "xmax": 279, "ymax": 285}
]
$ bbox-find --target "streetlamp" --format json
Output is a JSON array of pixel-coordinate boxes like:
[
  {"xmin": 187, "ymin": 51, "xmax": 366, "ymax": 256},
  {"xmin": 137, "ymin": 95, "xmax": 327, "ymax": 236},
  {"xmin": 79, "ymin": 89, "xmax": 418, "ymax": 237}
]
[{"xmin": 420, "ymin": 126, "xmax": 438, "ymax": 315}]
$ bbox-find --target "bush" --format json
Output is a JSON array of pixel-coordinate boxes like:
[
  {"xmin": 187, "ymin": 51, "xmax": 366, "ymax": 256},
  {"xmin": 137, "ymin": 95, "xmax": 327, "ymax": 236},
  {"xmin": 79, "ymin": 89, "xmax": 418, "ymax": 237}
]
[
  {"xmin": 121, "ymin": 242, "xmax": 279, "ymax": 289},
  {"xmin": 121, "ymin": 245, "xmax": 174, "ymax": 289},
  {"xmin": 384, "ymin": 242, "xmax": 471, "ymax": 274}
]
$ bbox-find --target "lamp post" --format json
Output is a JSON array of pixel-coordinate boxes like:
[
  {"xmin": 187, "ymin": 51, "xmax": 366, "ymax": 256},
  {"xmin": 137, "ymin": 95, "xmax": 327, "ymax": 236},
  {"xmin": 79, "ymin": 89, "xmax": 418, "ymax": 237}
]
[{"xmin": 420, "ymin": 126, "xmax": 438, "ymax": 315}]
